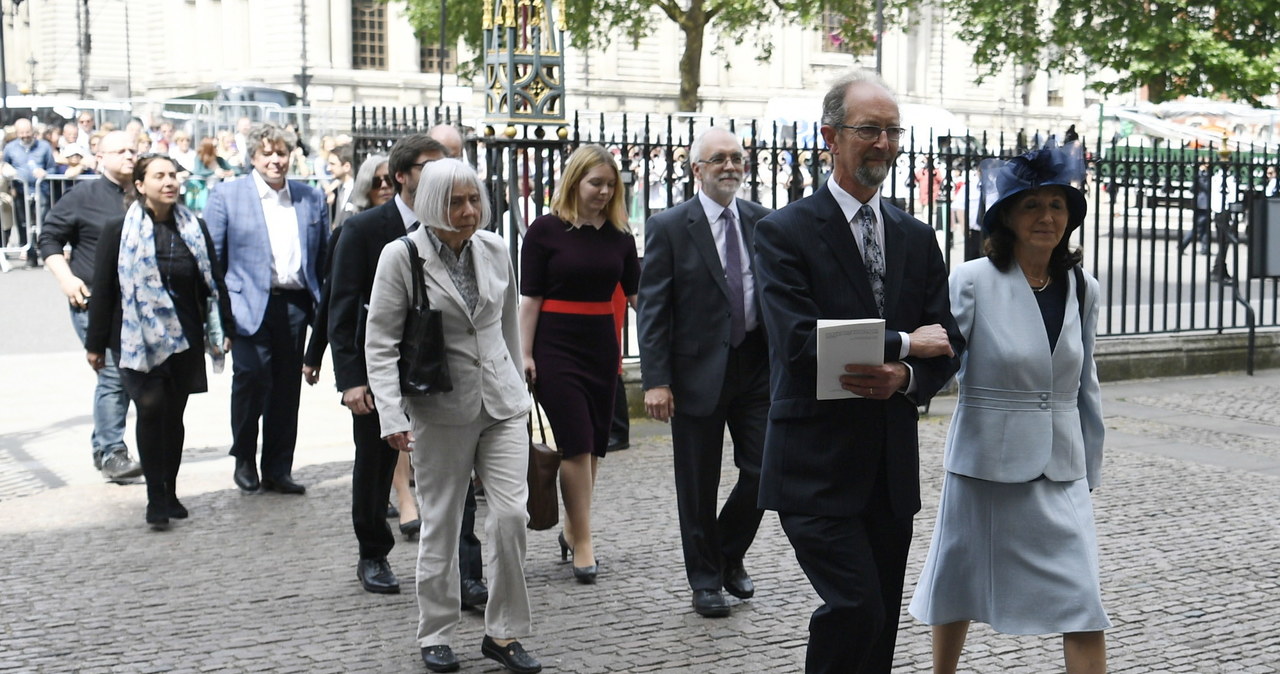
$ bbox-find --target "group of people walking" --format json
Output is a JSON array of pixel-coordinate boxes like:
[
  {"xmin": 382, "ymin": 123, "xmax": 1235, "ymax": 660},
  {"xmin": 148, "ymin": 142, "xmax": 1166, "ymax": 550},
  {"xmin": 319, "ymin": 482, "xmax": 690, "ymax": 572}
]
[{"xmin": 58, "ymin": 68, "xmax": 1110, "ymax": 674}]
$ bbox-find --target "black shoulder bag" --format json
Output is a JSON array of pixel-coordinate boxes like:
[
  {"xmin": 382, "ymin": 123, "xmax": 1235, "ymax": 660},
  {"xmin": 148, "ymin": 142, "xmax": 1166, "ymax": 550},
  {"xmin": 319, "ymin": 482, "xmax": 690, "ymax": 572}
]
[{"xmin": 397, "ymin": 236, "xmax": 454, "ymax": 396}]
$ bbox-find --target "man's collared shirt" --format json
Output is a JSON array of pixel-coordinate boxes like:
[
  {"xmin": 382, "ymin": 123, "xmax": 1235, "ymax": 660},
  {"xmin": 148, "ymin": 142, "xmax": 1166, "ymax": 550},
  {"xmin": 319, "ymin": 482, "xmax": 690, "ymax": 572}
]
[
  {"xmin": 252, "ymin": 170, "xmax": 304, "ymax": 290},
  {"xmin": 826, "ymin": 177, "xmax": 886, "ymax": 264},
  {"xmin": 697, "ymin": 191, "xmax": 757, "ymax": 332},
  {"xmin": 424, "ymin": 227, "xmax": 478, "ymax": 314},
  {"xmin": 394, "ymin": 194, "xmax": 418, "ymax": 231}
]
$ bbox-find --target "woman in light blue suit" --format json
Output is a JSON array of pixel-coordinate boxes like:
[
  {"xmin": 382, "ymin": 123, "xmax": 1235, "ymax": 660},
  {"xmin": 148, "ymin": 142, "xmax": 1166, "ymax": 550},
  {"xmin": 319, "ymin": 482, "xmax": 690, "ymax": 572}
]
[{"xmin": 910, "ymin": 145, "xmax": 1109, "ymax": 674}]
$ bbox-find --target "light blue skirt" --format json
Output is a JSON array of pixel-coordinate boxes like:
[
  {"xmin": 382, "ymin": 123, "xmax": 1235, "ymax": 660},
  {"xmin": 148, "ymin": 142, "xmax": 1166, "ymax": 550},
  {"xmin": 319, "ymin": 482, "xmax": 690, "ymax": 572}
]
[{"xmin": 908, "ymin": 473, "xmax": 1111, "ymax": 635}]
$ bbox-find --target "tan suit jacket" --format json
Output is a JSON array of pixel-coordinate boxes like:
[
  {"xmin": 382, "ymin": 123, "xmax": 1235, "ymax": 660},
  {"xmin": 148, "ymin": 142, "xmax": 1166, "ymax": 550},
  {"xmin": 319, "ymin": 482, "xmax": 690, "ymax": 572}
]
[{"xmin": 365, "ymin": 227, "xmax": 529, "ymax": 436}]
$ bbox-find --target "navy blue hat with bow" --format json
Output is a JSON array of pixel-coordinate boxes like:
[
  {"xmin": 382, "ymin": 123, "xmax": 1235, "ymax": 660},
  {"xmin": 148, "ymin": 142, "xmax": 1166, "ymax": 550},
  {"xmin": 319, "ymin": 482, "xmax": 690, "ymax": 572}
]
[{"xmin": 980, "ymin": 143, "xmax": 1087, "ymax": 235}]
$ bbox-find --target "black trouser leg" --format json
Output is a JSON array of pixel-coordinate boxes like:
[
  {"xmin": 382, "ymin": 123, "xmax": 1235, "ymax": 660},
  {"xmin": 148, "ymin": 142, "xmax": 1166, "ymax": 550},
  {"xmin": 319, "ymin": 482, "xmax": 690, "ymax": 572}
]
[
  {"xmin": 778, "ymin": 468, "xmax": 913, "ymax": 674},
  {"xmin": 458, "ymin": 482, "xmax": 483, "ymax": 581},
  {"xmin": 351, "ymin": 410, "xmax": 399, "ymax": 559},
  {"xmin": 123, "ymin": 367, "xmax": 189, "ymax": 511},
  {"xmin": 261, "ymin": 292, "xmax": 309, "ymax": 480},
  {"xmin": 717, "ymin": 345, "xmax": 769, "ymax": 565}
]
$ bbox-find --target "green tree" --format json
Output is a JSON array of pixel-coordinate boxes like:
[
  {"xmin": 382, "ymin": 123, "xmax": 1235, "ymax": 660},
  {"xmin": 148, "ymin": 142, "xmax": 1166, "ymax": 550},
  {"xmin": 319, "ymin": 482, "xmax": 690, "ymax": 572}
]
[
  {"xmin": 948, "ymin": 0, "xmax": 1280, "ymax": 105},
  {"xmin": 404, "ymin": 0, "xmax": 910, "ymax": 112}
]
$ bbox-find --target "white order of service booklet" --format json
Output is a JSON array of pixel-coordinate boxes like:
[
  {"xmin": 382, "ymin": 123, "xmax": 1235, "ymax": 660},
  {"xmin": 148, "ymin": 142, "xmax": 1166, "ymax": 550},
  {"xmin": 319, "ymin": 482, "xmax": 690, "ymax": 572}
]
[{"xmin": 815, "ymin": 318, "xmax": 885, "ymax": 400}]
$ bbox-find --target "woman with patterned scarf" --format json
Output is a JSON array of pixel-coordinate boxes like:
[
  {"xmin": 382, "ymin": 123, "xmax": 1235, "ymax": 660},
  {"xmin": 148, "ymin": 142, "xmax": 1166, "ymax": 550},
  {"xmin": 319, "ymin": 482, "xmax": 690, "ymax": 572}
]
[{"xmin": 86, "ymin": 154, "xmax": 234, "ymax": 530}]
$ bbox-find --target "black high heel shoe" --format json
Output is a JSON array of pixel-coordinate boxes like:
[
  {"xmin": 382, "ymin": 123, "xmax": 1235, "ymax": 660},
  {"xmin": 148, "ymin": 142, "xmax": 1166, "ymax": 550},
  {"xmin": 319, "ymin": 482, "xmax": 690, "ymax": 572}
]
[
  {"xmin": 558, "ymin": 532, "xmax": 572, "ymax": 562},
  {"xmin": 400, "ymin": 519, "xmax": 421, "ymax": 541},
  {"xmin": 572, "ymin": 563, "xmax": 598, "ymax": 584}
]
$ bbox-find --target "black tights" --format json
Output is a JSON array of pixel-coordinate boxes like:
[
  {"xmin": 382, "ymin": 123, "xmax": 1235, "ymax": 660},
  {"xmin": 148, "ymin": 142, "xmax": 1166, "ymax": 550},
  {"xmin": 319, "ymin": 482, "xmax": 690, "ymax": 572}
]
[{"xmin": 126, "ymin": 370, "xmax": 190, "ymax": 510}]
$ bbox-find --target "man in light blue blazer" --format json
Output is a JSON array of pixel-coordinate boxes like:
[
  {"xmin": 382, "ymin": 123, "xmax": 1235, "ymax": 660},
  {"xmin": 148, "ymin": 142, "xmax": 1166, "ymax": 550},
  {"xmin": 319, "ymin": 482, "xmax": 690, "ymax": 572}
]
[{"xmin": 205, "ymin": 123, "xmax": 329, "ymax": 495}]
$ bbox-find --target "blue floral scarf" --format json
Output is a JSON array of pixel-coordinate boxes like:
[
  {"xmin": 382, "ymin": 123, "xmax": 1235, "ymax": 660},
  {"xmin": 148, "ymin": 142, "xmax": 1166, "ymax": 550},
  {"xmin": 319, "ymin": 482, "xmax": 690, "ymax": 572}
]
[{"xmin": 117, "ymin": 201, "xmax": 219, "ymax": 372}]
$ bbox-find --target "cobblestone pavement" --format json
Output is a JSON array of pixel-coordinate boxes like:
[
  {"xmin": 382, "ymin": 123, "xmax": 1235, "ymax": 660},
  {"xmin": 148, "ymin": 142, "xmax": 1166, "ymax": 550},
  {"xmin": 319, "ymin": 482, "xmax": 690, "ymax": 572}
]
[{"xmin": 2, "ymin": 335, "xmax": 1278, "ymax": 672}]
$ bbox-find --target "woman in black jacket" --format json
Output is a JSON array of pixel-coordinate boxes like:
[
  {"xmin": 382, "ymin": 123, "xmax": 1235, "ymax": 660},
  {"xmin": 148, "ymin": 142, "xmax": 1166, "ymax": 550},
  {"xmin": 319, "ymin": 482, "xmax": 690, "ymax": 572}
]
[{"xmin": 86, "ymin": 154, "xmax": 234, "ymax": 530}]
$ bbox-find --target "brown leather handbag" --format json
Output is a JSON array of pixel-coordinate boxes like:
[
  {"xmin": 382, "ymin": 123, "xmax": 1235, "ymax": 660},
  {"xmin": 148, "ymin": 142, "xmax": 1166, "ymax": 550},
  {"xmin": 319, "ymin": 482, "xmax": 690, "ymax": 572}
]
[{"xmin": 526, "ymin": 390, "xmax": 561, "ymax": 531}]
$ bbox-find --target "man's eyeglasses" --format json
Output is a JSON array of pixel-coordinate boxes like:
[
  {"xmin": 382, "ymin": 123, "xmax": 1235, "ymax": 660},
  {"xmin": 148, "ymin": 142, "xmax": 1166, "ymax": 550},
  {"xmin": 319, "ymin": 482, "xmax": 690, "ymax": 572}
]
[
  {"xmin": 106, "ymin": 148, "xmax": 137, "ymax": 156},
  {"xmin": 696, "ymin": 153, "xmax": 747, "ymax": 167},
  {"xmin": 835, "ymin": 125, "xmax": 906, "ymax": 142},
  {"xmin": 372, "ymin": 176, "xmax": 394, "ymax": 188}
]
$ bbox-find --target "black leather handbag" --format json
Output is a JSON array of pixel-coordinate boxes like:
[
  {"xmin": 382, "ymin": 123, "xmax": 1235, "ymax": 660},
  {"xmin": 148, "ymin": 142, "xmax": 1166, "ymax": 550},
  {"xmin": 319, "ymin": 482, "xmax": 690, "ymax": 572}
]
[{"xmin": 397, "ymin": 236, "xmax": 453, "ymax": 397}]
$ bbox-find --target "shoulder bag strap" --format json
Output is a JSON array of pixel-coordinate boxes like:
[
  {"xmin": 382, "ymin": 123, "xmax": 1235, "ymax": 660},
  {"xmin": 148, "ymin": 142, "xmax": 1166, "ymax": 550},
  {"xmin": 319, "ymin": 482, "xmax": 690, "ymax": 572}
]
[
  {"xmin": 529, "ymin": 386, "xmax": 548, "ymax": 445},
  {"xmin": 400, "ymin": 236, "xmax": 429, "ymax": 311}
]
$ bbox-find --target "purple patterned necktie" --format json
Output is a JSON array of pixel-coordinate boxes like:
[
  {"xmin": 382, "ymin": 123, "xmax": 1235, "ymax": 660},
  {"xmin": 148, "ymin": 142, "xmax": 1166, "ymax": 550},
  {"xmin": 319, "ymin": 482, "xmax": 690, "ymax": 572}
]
[
  {"xmin": 857, "ymin": 205, "xmax": 885, "ymax": 317},
  {"xmin": 722, "ymin": 208, "xmax": 747, "ymax": 347}
]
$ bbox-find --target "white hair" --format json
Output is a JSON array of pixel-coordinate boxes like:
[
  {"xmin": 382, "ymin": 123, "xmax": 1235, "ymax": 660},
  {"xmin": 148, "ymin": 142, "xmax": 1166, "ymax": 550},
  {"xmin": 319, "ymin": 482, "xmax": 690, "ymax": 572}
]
[{"xmin": 413, "ymin": 158, "xmax": 491, "ymax": 232}]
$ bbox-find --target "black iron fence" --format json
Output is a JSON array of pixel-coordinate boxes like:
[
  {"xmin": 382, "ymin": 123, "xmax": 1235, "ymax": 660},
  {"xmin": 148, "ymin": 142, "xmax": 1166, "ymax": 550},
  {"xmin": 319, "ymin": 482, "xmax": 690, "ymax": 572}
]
[{"xmin": 19, "ymin": 109, "xmax": 1276, "ymax": 353}]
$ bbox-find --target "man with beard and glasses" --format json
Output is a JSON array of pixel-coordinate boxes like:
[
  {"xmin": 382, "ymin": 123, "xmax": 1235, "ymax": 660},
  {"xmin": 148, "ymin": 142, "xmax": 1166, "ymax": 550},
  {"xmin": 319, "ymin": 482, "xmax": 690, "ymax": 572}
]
[
  {"xmin": 752, "ymin": 70, "xmax": 964, "ymax": 673},
  {"xmin": 637, "ymin": 127, "xmax": 772, "ymax": 618}
]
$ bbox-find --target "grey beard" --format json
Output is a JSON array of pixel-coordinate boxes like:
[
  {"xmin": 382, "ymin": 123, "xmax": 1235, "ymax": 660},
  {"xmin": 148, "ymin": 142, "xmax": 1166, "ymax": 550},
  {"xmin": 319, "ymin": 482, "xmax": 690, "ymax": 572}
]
[{"xmin": 855, "ymin": 163, "xmax": 889, "ymax": 188}]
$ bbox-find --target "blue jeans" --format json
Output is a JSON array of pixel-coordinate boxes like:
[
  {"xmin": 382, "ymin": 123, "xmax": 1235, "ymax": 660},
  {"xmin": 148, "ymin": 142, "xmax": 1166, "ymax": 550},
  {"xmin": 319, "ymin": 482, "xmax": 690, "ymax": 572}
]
[{"xmin": 69, "ymin": 306, "xmax": 131, "ymax": 461}]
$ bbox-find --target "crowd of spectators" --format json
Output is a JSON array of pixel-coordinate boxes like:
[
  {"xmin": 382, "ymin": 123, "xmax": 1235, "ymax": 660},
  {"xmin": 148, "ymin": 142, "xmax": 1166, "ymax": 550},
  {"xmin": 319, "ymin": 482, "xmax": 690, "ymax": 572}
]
[{"xmin": 2, "ymin": 112, "xmax": 360, "ymax": 265}]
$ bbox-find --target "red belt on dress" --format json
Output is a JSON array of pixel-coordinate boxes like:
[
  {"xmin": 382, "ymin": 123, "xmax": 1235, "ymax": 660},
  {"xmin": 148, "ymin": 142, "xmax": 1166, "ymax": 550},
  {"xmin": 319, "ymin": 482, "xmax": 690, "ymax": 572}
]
[{"xmin": 541, "ymin": 299, "xmax": 615, "ymax": 315}]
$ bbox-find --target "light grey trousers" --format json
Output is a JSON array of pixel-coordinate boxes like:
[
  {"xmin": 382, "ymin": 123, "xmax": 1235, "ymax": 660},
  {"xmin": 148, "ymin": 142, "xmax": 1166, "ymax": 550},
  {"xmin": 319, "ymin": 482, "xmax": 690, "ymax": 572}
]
[{"xmin": 410, "ymin": 409, "xmax": 533, "ymax": 647}]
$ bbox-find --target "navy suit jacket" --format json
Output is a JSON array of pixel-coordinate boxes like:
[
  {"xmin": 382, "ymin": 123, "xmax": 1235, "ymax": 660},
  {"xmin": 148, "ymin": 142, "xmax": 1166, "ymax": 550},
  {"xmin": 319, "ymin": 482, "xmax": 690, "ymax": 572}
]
[
  {"xmin": 637, "ymin": 195, "xmax": 772, "ymax": 417},
  {"xmin": 753, "ymin": 183, "xmax": 963, "ymax": 518},
  {"xmin": 205, "ymin": 174, "xmax": 328, "ymax": 336},
  {"xmin": 326, "ymin": 200, "xmax": 409, "ymax": 392}
]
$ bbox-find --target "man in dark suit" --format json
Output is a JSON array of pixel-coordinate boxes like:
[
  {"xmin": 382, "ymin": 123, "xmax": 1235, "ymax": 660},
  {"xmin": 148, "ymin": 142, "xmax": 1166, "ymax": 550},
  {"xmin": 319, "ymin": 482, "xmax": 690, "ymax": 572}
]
[
  {"xmin": 753, "ymin": 71, "xmax": 963, "ymax": 673},
  {"xmin": 326, "ymin": 135, "xmax": 487, "ymax": 605},
  {"xmin": 206, "ymin": 123, "xmax": 328, "ymax": 495},
  {"xmin": 637, "ymin": 127, "xmax": 771, "ymax": 618}
]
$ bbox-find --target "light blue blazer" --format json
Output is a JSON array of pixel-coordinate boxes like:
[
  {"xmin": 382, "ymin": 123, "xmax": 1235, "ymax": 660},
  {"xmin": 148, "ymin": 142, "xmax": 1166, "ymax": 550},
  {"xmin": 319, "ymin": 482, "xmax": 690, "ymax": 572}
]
[
  {"xmin": 204, "ymin": 174, "xmax": 328, "ymax": 336},
  {"xmin": 944, "ymin": 259, "xmax": 1104, "ymax": 489}
]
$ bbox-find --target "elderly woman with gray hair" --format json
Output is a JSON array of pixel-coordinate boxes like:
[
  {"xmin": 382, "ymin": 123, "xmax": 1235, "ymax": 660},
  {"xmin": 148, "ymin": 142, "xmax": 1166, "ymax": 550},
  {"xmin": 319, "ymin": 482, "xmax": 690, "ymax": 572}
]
[
  {"xmin": 364, "ymin": 158, "xmax": 542, "ymax": 674},
  {"xmin": 344, "ymin": 153, "xmax": 394, "ymax": 214}
]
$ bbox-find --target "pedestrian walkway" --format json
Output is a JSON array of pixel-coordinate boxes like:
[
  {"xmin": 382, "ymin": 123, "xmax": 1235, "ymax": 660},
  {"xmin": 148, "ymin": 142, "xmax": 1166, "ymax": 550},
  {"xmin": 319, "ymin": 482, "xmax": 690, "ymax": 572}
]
[{"xmin": 2, "ymin": 337, "xmax": 1278, "ymax": 671}]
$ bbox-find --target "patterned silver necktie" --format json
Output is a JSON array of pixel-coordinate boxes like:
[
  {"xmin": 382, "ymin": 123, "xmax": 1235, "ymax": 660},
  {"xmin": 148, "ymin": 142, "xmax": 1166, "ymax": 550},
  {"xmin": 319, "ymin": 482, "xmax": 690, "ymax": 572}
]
[{"xmin": 857, "ymin": 204, "xmax": 885, "ymax": 317}]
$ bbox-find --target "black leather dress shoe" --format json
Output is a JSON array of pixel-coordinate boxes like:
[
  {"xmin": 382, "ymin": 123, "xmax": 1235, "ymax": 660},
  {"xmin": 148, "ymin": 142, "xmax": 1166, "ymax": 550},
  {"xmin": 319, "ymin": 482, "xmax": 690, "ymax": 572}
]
[
  {"xmin": 481, "ymin": 635, "xmax": 542, "ymax": 674},
  {"xmin": 168, "ymin": 498, "xmax": 189, "ymax": 520},
  {"xmin": 723, "ymin": 565, "xmax": 755, "ymax": 599},
  {"xmin": 420, "ymin": 644, "xmax": 460, "ymax": 673},
  {"xmin": 357, "ymin": 558, "xmax": 400, "ymax": 594},
  {"xmin": 460, "ymin": 578, "xmax": 489, "ymax": 609},
  {"xmin": 692, "ymin": 589, "xmax": 730, "ymax": 617},
  {"xmin": 233, "ymin": 459, "xmax": 260, "ymax": 492},
  {"xmin": 261, "ymin": 475, "xmax": 306, "ymax": 495}
]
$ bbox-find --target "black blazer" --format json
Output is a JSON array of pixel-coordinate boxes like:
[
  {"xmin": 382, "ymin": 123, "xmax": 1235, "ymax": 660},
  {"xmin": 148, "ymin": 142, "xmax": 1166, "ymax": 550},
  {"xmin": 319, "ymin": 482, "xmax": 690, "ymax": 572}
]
[
  {"xmin": 636, "ymin": 195, "xmax": 772, "ymax": 417},
  {"xmin": 753, "ymin": 183, "xmax": 963, "ymax": 519},
  {"xmin": 303, "ymin": 224, "xmax": 346, "ymax": 369},
  {"xmin": 328, "ymin": 200, "xmax": 411, "ymax": 392}
]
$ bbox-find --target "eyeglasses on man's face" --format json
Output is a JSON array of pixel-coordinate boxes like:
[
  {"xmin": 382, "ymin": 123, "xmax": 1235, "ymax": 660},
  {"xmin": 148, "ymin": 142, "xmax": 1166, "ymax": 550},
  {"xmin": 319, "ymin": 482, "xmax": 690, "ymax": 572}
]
[
  {"xmin": 696, "ymin": 153, "xmax": 747, "ymax": 167},
  {"xmin": 835, "ymin": 125, "xmax": 906, "ymax": 142}
]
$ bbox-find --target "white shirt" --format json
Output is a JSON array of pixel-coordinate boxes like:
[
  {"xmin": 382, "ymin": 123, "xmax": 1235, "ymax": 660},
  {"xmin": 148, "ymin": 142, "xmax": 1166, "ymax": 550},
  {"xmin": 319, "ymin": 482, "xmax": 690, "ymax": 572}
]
[
  {"xmin": 252, "ymin": 170, "xmax": 304, "ymax": 290},
  {"xmin": 698, "ymin": 192, "xmax": 758, "ymax": 332},
  {"xmin": 825, "ymin": 178, "xmax": 913, "ymax": 364},
  {"xmin": 394, "ymin": 194, "xmax": 418, "ymax": 231}
]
